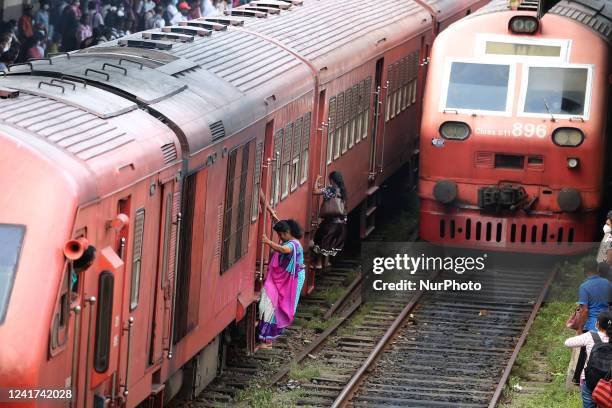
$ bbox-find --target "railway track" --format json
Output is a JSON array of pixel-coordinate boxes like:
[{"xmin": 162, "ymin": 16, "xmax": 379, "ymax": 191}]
[
  {"xmin": 178, "ymin": 257, "xmax": 363, "ymax": 408},
  {"xmin": 330, "ymin": 260, "xmax": 556, "ymax": 408},
  {"xmin": 182, "ymin": 248, "xmax": 554, "ymax": 408}
]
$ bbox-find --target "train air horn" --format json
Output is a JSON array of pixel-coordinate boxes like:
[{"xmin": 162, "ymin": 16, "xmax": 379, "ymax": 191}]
[{"xmin": 63, "ymin": 237, "xmax": 90, "ymax": 260}]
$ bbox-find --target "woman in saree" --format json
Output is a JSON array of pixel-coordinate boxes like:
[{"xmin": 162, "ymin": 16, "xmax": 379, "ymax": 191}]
[{"xmin": 258, "ymin": 219, "xmax": 306, "ymax": 347}]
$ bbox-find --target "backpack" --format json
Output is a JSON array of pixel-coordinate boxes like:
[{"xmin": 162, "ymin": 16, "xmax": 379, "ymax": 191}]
[{"xmin": 585, "ymin": 332, "xmax": 612, "ymax": 390}]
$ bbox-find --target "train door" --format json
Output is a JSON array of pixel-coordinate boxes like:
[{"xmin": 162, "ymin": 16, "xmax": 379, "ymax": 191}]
[
  {"xmin": 369, "ymin": 58, "xmax": 385, "ymax": 176},
  {"xmin": 157, "ymin": 179, "xmax": 180, "ymax": 365},
  {"xmin": 255, "ymin": 120, "xmax": 276, "ymax": 287},
  {"xmin": 111, "ymin": 190, "xmax": 164, "ymax": 405},
  {"xmin": 78, "ymin": 201, "xmax": 129, "ymax": 407}
]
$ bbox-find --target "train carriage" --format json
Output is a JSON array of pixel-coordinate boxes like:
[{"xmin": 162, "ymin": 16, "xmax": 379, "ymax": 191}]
[
  {"xmin": 419, "ymin": 0, "xmax": 612, "ymax": 252},
  {"xmin": 0, "ymin": 0, "xmax": 484, "ymax": 406}
]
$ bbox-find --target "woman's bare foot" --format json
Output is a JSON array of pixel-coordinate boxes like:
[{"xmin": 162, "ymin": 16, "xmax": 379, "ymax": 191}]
[{"xmin": 259, "ymin": 342, "xmax": 273, "ymax": 349}]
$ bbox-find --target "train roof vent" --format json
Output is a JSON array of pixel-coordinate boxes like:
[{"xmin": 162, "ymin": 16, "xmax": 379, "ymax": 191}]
[
  {"xmin": 243, "ymin": 6, "xmax": 281, "ymax": 14},
  {"xmin": 203, "ymin": 16, "xmax": 245, "ymax": 26},
  {"xmin": 210, "ymin": 120, "xmax": 226, "ymax": 141},
  {"xmin": 279, "ymin": 0, "xmax": 303, "ymax": 6},
  {"xmin": 250, "ymin": 0, "xmax": 291, "ymax": 10},
  {"xmin": 517, "ymin": 0, "xmax": 539, "ymax": 11},
  {"xmin": 182, "ymin": 20, "xmax": 227, "ymax": 31},
  {"xmin": 162, "ymin": 26, "xmax": 211, "ymax": 36},
  {"xmin": 224, "ymin": 9, "xmax": 267, "ymax": 18},
  {"xmin": 118, "ymin": 38, "xmax": 174, "ymax": 50},
  {"xmin": 0, "ymin": 87, "xmax": 19, "ymax": 99},
  {"xmin": 161, "ymin": 142, "xmax": 178, "ymax": 164},
  {"xmin": 142, "ymin": 32, "xmax": 195, "ymax": 43}
]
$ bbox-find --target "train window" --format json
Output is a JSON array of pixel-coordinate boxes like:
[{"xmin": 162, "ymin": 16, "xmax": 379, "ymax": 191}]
[
  {"xmin": 335, "ymin": 93, "xmax": 344, "ymax": 160},
  {"xmin": 327, "ymin": 97, "xmax": 336, "ymax": 165},
  {"xmin": 50, "ymin": 262, "xmax": 70, "ymax": 353},
  {"xmin": 349, "ymin": 85, "xmax": 358, "ymax": 149},
  {"xmin": 94, "ymin": 271, "xmax": 114, "ymax": 373},
  {"xmin": 363, "ymin": 77, "xmax": 372, "ymax": 140},
  {"xmin": 342, "ymin": 88, "xmax": 351, "ymax": 154},
  {"xmin": 401, "ymin": 58, "xmax": 408, "ymax": 111},
  {"xmin": 130, "ymin": 208, "xmax": 145, "ymax": 311},
  {"xmin": 235, "ymin": 142, "xmax": 250, "ymax": 259},
  {"xmin": 0, "ymin": 224, "xmax": 25, "ymax": 325},
  {"xmin": 281, "ymin": 123, "xmax": 293, "ymax": 200},
  {"xmin": 291, "ymin": 118, "xmax": 302, "ymax": 192},
  {"xmin": 395, "ymin": 62, "xmax": 402, "ymax": 116},
  {"xmin": 385, "ymin": 65, "xmax": 393, "ymax": 122},
  {"xmin": 354, "ymin": 83, "xmax": 360, "ymax": 144},
  {"xmin": 221, "ymin": 142, "xmax": 253, "ymax": 272},
  {"xmin": 270, "ymin": 129, "xmax": 283, "ymax": 206},
  {"xmin": 522, "ymin": 66, "xmax": 589, "ymax": 117},
  {"xmin": 445, "ymin": 62, "xmax": 510, "ymax": 113},
  {"xmin": 300, "ymin": 112, "xmax": 311, "ymax": 185},
  {"xmin": 251, "ymin": 142, "xmax": 263, "ymax": 223},
  {"xmin": 495, "ymin": 154, "xmax": 524, "ymax": 169}
]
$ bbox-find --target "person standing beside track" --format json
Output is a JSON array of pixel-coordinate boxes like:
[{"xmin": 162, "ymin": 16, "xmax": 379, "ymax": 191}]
[
  {"xmin": 572, "ymin": 258, "xmax": 611, "ymax": 386},
  {"xmin": 597, "ymin": 211, "xmax": 612, "ymax": 263},
  {"xmin": 565, "ymin": 311, "xmax": 612, "ymax": 408}
]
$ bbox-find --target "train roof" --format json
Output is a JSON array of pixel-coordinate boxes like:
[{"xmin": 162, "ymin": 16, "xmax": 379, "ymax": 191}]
[
  {"xmin": 471, "ymin": 0, "xmax": 612, "ymax": 42},
  {"xmin": 0, "ymin": 74, "xmax": 179, "ymax": 204}
]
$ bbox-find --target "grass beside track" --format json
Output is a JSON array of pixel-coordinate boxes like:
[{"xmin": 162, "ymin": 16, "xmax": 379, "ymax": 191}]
[{"xmin": 501, "ymin": 260, "xmax": 587, "ymax": 408}]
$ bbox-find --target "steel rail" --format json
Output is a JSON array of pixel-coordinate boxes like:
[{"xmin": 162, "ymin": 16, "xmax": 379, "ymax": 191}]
[
  {"xmin": 487, "ymin": 265, "xmax": 558, "ymax": 408},
  {"xmin": 330, "ymin": 266, "xmax": 556, "ymax": 408},
  {"xmin": 268, "ymin": 272, "xmax": 363, "ymax": 385},
  {"xmin": 330, "ymin": 271, "xmax": 438, "ymax": 408}
]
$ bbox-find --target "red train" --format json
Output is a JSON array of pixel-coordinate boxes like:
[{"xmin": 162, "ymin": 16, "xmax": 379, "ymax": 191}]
[
  {"xmin": 0, "ymin": 0, "xmax": 484, "ymax": 406},
  {"xmin": 419, "ymin": 0, "xmax": 612, "ymax": 252}
]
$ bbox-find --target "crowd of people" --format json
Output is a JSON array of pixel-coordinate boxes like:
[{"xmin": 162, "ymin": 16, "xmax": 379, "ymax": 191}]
[
  {"xmin": 565, "ymin": 211, "xmax": 612, "ymax": 408},
  {"xmin": 0, "ymin": 0, "xmax": 244, "ymax": 70}
]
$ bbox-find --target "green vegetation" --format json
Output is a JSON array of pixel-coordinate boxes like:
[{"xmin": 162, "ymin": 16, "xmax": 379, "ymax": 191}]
[
  {"xmin": 235, "ymin": 383, "xmax": 306, "ymax": 408},
  {"xmin": 289, "ymin": 362, "xmax": 322, "ymax": 381},
  {"xmin": 321, "ymin": 285, "xmax": 346, "ymax": 306},
  {"xmin": 338, "ymin": 303, "xmax": 373, "ymax": 337},
  {"xmin": 501, "ymin": 261, "xmax": 586, "ymax": 407}
]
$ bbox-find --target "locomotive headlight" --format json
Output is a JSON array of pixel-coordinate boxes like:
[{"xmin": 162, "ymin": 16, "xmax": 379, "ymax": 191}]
[
  {"xmin": 552, "ymin": 128, "xmax": 584, "ymax": 147},
  {"xmin": 567, "ymin": 158, "xmax": 579, "ymax": 169},
  {"xmin": 439, "ymin": 121, "xmax": 470, "ymax": 140},
  {"xmin": 509, "ymin": 16, "xmax": 539, "ymax": 34}
]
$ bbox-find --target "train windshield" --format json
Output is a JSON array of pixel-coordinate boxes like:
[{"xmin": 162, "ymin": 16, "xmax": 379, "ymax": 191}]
[
  {"xmin": 0, "ymin": 224, "xmax": 25, "ymax": 325},
  {"xmin": 445, "ymin": 62, "xmax": 510, "ymax": 112},
  {"xmin": 523, "ymin": 67, "xmax": 589, "ymax": 116}
]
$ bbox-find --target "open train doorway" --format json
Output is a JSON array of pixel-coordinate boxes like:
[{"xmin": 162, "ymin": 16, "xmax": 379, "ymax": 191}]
[{"xmin": 369, "ymin": 58, "xmax": 385, "ymax": 175}]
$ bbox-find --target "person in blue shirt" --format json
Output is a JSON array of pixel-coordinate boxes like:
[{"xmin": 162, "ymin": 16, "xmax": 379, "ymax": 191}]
[
  {"xmin": 572, "ymin": 257, "xmax": 611, "ymax": 385},
  {"xmin": 578, "ymin": 258, "xmax": 610, "ymax": 331}
]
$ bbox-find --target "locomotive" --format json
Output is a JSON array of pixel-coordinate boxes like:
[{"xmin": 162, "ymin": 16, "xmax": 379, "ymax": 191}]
[
  {"xmin": 0, "ymin": 0, "xmax": 484, "ymax": 406},
  {"xmin": 419, "ymin": 0, "xmax": 612, "ymax": 252}
]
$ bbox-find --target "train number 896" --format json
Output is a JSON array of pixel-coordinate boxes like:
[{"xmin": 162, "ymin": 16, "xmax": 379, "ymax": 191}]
[{"xmin": 512, "ymin": 123, "xmax": 547, "ymax": 138}]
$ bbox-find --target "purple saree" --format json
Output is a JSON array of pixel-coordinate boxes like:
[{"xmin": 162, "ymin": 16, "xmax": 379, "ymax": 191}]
[{"xmin": 258, "ymin": 239, "xmax": 305, "ymax": 343}]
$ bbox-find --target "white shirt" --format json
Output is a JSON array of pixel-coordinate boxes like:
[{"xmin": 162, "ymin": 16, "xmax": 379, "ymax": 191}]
[
  {"xmin": 202, "ymin": 0, "xmax": 218, "ymax": 16},
  {"xmin": 166, "ymin": 4, "xmax": 178, "ymax": 18},
  {"xmin": 565, "ymin": 330, "xmax": 609, "ymax": 380},
  {"xmin": 170, "ymin": 12, "xmax": 187, "ymax": 25}
]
